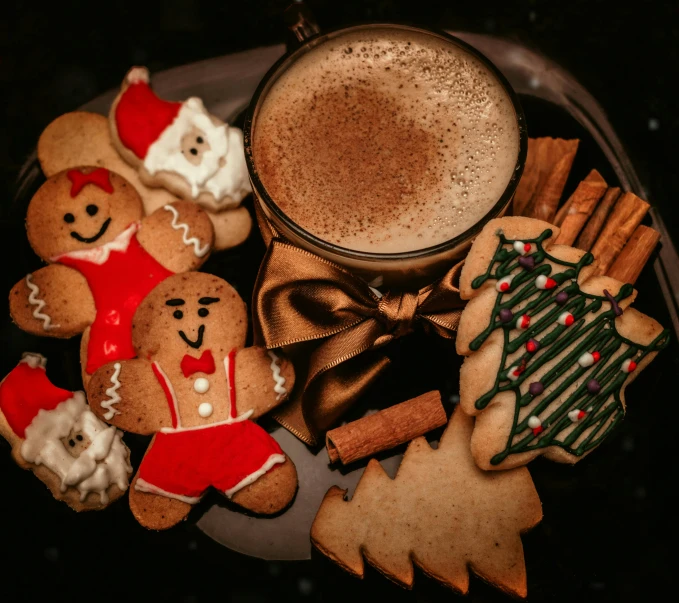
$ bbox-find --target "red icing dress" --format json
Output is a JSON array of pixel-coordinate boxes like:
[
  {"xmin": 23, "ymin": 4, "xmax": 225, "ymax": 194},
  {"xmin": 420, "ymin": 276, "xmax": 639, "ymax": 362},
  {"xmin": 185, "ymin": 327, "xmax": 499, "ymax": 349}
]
[
  {"xmin": 136, "ymin": 349, "xmax": 285, "ymax": 503},
  {"xmin": 54, "ymin": 223, "xmax": 173, "ymax": 374}
]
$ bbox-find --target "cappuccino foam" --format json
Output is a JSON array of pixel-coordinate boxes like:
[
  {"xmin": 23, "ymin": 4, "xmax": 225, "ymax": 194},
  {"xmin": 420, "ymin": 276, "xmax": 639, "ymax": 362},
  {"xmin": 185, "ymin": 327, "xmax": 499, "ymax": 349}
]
[{"xmin": 254, "ymin": 28, "xmax": 520, "ymax": 253}]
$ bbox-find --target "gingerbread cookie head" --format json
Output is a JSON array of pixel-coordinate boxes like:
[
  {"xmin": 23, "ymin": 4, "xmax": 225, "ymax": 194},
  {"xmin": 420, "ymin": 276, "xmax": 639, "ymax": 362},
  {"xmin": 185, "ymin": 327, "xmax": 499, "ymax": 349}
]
[
  {"xmin": 132, "ymin": 272, "xmax": 248, "ymax": 365},
  {"xmin": 26, "ymin": 167, "xmax": 143, "ymax": 260}
]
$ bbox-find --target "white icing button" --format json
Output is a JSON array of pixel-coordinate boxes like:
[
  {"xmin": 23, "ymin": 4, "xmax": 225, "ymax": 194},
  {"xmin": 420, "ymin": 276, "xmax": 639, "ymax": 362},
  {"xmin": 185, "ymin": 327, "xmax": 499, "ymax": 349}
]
[
  {"xmin": 194, "ymin": 377, "xmax": 209, "ymax": 394},
  {"xmin": 198, "ymin": 402, "xmax": 213, "ymax": 418}
]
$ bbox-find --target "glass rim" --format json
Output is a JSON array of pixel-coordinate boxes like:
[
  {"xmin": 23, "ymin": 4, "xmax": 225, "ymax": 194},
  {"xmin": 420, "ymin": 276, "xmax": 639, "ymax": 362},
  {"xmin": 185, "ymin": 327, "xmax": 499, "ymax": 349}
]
[{"xmin": 243, "ymin": 22, "xmax": 528, "ymax": 264}]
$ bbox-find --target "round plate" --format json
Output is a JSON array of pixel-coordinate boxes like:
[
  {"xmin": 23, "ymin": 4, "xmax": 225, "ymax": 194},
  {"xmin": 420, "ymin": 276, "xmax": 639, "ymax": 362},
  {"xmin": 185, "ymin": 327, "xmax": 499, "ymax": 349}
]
[{"xmin": 10, "ymin": 33, "xmax": 679, "ymax": 563}]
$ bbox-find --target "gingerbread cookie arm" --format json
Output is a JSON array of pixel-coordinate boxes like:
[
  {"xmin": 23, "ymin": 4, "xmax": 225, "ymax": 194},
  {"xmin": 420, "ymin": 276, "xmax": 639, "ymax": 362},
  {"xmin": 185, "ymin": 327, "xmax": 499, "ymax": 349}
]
[
  {"xmin": 9, "ymin": 265, "xmax": 95, "ymax": 337},
  {"xmin": 234, "ymin": 347, "xmax": 296, "ymax": 420},
  {"xmin": 87, "ymin": 359, "xmax": 172, "ymax": 434},
  {"xmin": 208, "ymin": 206, "xmax": 252, "ymax": 250},
  {"xmin": 137, "ymin": 201, "xmax": 214, "ymax": 272}
]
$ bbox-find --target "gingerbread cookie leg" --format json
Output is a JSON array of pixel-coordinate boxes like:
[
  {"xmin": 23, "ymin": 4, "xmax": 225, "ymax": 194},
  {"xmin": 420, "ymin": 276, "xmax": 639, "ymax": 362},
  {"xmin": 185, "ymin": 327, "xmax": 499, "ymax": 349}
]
[
  {"xmin": 208, "ymin": 206, "xmax": 252, "ymax": 250},
  {"xmin": 129, "ymin": 469, "xmax": 193, "ymax": 530},
  {"xmin": 231, "ymin": 455, "xmax": 298, "ymax": 515}
]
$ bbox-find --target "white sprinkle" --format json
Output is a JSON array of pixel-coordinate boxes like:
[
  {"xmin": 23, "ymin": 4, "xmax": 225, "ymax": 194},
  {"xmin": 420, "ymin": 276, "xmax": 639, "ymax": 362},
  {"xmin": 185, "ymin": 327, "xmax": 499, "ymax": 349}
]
[
  {"xmin": 527, "ymin": 416, "xmax": 541, "ymax": 429},
  {"xmin": 648, "ymin": 118, "xmax": 660, "ymax": 131}
]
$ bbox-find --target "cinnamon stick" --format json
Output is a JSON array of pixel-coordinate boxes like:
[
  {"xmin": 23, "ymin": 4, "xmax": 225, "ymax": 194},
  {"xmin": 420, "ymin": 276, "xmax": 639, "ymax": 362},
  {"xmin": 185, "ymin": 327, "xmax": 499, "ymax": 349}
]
[
  {"xmin": 326, "ymin": 391, "xmax": 447, "ymax": 465},
  {"xmin": 574, "ymin": 186, "xmax": 621, "ymax": 251},
  {"xmin": 521, "ymin": 138, "xmax": 579, "ymax": 222},
  {"xmin": 590, "ymin": 192, "xmax": 650, "ymax": 276},
  {"xmin": 606, "ymin": 225, "xmax": 660, "ymax": 284},
  {"xmin": 553, "ymin": 170, "xmax": 607, "ymax": 245}
]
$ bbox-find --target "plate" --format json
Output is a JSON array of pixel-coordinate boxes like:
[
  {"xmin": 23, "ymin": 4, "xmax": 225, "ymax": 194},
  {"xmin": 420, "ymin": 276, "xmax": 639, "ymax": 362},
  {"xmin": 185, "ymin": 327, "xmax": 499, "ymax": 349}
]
[{"xmin": 4, "ymin": 33, "xmax": 678, "ymax": 594}]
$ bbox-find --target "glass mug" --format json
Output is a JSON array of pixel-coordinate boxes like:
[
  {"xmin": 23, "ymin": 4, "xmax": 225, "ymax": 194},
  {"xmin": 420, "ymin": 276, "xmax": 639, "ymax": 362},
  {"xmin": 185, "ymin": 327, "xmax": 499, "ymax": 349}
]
[{"xmin": 244, "ymin": 21, "xmax": 527, "ymax": 289}]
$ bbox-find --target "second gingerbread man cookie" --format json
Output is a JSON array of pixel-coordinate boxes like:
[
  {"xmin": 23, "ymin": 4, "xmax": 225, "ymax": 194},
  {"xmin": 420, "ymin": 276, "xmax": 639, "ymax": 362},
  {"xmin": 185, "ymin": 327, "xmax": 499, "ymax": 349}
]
[{"xmin": 87, "ymin": 272, "xmax": 298, "ymax": 530}]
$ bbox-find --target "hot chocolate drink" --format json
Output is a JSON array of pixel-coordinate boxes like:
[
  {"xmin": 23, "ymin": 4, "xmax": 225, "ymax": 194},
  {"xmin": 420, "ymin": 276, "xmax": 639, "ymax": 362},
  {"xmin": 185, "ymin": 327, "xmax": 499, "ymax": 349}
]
[{"xmin": 253, "ymin": 27, "xmax": 521, "ymax": 254}]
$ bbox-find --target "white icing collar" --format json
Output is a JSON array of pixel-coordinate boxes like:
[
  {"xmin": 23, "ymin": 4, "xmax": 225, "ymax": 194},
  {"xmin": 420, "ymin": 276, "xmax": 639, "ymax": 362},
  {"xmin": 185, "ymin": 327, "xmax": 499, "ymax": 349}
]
[{"xmin": 51, "ymin": 222, "xmax": 139, "ymax": 265}]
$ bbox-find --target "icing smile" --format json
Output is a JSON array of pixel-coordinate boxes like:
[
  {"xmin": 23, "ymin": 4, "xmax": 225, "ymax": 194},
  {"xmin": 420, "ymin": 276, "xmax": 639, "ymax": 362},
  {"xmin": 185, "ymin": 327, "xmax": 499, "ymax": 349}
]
[
  {"xmin": 70, "ymin": 218, "xmax": 112, "ymax": 243},
  {"xmin": 179, "ymin": 325, "xmax": 205, "ymax": 349}
]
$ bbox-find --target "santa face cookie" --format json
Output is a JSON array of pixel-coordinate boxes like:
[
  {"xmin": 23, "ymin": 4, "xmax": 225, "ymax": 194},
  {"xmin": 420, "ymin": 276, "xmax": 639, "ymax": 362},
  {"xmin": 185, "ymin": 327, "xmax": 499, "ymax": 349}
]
[
  {"xmin": 456, "ymin": 217, "xmax": 669, "ymax": 470},
  {"xmin": 86, "ymin": 272, "xmax": 298, "ymax": 530},
  {"xmin": 9, "ymin": 166, "xmax": 214, "ymax": 381},
  {"xmin": 109, "ymin": 67, "xmax": 252, "ymax": 213},
  {"xmin": 0, "ymin": 354, "xmax": 132, "ymax": 511}
]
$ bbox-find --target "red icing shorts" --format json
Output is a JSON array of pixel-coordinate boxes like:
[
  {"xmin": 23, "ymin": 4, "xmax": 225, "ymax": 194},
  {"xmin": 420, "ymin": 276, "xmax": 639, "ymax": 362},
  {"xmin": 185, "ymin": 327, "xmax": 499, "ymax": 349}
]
[{"xmin": 135, "ymin": 419, "xmax": 285, "ymax": 503}]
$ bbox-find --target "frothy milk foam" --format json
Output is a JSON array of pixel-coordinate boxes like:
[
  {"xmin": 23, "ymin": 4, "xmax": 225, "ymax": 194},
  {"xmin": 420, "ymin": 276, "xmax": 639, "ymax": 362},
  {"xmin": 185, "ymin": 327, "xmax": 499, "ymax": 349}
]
[{"xmin": 254, "ymin": 28, "xmax": 520, "ymax": 253}]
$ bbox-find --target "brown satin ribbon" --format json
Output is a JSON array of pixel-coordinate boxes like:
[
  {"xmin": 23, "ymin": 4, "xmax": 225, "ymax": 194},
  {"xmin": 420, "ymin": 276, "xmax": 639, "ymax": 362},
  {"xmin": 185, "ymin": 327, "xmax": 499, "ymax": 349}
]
[{"xmin": 253, "ymin": 238, "xmax": 466, "ymax": 445}]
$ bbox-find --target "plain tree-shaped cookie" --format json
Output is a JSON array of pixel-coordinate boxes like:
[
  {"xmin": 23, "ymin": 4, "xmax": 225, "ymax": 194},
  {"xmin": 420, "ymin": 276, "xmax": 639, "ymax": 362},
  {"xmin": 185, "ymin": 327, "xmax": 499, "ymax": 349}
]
[
  {"xmin": 456, "ymin": 217, "xmax": 669, "ymax": 470},
  {"xmin": 9, "ymin": 166, "xmax": 214, "ymax": 386},
  {"xmin": 311, "ymin": 408, "xmax": 542, "ymax": 598},
  {"xmin": 87, "ymin": 272, "xmax": 298, "ymax": 530}
]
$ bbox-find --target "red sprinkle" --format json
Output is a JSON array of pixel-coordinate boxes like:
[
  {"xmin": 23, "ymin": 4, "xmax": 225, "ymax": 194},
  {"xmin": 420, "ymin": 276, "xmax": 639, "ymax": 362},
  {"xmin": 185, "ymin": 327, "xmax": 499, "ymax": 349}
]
[
  {"xmin": 500, "ymin": 282, "xmax": 510, "ymax": 292},
  {"xmin": 544, "ymin": 277, "xmax": 557, "ymax": 289},
  {"xmin": 592, "ymin": 351, "xmax": 601, "ymax": 363},
  {"xmin": 524, "ymin": 243, "xmax": 532, "ymax": 253},
  {"xmin": 532, "ymin": 426, "xmax": 544, "ymax": 436},
  {"xmin": 526, "ymin": 340, "xmax": 539, "ymax": 353},
  {"xmin": 565, "ymin": 314, "xmax": 575, "ymax": 326}
]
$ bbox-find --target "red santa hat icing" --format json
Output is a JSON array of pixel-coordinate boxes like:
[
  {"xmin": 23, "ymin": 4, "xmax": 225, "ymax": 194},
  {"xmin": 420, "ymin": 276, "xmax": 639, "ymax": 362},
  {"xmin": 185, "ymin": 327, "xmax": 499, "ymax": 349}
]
[
  {"xmin": 114, "ymin": 67, "xmax": 182, "ymax": 160},
  {"xmin": 0, "ymin": 353, "xmax": 72, "ymax": 438}
]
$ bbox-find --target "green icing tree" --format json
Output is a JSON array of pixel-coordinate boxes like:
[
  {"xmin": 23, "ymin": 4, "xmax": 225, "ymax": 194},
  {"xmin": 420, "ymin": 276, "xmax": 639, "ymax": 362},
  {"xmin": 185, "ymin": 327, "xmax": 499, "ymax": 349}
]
[{"xmin": 468, "ymin": 229, "xmax": 669, "ymax": 466}]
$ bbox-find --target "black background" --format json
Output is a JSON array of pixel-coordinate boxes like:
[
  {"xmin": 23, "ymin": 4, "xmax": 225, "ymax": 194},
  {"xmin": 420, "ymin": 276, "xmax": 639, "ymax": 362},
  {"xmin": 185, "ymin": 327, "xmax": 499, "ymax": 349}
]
[{"xmin": 1, "ymin": 1, "xmax": 678, "ymax": 602}]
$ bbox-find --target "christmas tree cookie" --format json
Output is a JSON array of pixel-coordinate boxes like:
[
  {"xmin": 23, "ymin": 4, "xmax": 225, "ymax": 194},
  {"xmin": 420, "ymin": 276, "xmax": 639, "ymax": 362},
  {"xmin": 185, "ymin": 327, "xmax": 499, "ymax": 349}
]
[
  {"xmin": 311, "ymin": 408, "xmax": 542, "ymax": 598},
  {"xmin": 456, "ymin": 217, "xmax": 669, "ymax": 470}
]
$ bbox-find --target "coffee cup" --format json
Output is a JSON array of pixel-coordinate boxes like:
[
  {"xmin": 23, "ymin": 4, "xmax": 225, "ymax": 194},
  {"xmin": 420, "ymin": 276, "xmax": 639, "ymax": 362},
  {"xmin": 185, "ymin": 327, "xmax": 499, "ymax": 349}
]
[{"xmin": 245, "ymin": 23, "xmax": 527, "ymax": 288}]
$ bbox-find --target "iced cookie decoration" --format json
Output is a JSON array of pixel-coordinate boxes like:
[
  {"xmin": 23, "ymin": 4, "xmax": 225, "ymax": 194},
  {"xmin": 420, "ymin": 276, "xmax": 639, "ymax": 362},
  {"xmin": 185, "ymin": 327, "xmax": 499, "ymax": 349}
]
[
  {"xmin": 0, "ymin": 353, "xmax": 132, "ymax": 511},
  {"xmin": 312, "ymin": 409, "xmax": 542, "ymax": 598},
  {"xmin": 86, "ymin": 272, "xmax": 298, "ymax": 530},
  {"xmin": 9, "ymin": 167, "xmax": 213, "ymax": 384},
  {"xmin": 456, "ymin": 217, "xmax": 669, "ymax": 470}
]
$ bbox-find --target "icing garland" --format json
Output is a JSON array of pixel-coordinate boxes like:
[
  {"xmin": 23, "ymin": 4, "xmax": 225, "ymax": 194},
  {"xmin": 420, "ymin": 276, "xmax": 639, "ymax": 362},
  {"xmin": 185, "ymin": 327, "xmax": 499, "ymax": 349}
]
[
  {"xmin": 101, "ymin": 363, "xmax": 122, "ymax": 420},
  {"xmin": 163, "ymin": 205, "xmax": 209, "ymax": 257},
  {"xmin": 25, "ymin": 274, "xmax": 59, "ymax": 330},
  {"xmin": 267, "ymin": 351, "xmax": 287, "ymax": 400},
  {"xmin": 470, "ymin": 229, "xmax": 670, "ymax": 465}
]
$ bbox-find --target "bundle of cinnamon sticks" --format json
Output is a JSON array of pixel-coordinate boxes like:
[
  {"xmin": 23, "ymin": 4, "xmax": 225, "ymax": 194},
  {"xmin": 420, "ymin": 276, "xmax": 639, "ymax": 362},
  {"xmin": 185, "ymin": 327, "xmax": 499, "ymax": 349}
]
[{"xmin": 513, "ymin": 137, "xmax": 659, "ymax": 284}]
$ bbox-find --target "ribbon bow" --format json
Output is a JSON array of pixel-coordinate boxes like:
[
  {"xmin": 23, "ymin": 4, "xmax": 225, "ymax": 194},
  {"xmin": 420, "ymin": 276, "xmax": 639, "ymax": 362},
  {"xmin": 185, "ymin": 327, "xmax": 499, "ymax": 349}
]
[
  {"xmin": 180, "ymin": 350, "xmax": 216, "ymax": 377},
  {"xmin": 253, "ymin": 240, "xmax": 466, "ymax": 445}
]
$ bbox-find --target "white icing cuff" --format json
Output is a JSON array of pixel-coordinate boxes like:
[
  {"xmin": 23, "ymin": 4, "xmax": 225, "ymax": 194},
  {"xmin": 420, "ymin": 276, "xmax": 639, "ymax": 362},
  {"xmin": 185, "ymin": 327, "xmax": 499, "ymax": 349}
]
[
  {"xmin": 224, "ymin": 453, "xmax": 286, "ymax": 498},
  {"xmin": 134, "ymin": 478, "xmax": 202, "ymax": 505}
]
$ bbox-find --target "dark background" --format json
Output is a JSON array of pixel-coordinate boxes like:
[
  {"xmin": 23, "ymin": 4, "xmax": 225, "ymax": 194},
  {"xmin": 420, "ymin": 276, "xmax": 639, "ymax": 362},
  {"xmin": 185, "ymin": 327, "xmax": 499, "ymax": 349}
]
[{"xmin": 1, "ymin": 1, "xmax": 678, "ymax": 602}]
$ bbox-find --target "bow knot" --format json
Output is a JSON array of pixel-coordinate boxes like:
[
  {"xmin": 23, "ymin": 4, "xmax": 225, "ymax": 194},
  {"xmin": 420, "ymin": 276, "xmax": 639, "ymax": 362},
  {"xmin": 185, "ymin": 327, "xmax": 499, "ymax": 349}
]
[
  {"xmin": 376, "ymin": 291, "xmax": 420, "ymax": 341},
  {"xmin": 253, "ymin": 239, "xmax": 466, "ymax": 444}
]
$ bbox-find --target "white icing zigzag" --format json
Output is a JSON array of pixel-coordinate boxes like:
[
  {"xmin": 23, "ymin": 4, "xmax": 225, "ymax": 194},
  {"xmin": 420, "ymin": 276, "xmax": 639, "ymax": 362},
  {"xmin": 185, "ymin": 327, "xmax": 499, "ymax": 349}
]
[
  {"xmin": 101, "ymin": 362, "xmax": 122, "ymax": 420},
  {"xmin": 267, "ymin": 351, "xmax": 287, "ymax": 400},
  {"xmin": 25, "ymin": 274, "xmax": 59, "ymax": 330},
  {"xmin": 163, "ymin": 205, "xmax": 210, "ymax": 257}
]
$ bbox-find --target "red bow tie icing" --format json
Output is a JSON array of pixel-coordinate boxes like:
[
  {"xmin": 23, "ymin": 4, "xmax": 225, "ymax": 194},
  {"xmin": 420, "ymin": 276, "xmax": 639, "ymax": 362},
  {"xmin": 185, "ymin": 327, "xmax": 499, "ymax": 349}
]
[
  {"xmin": 180, "ymin": 350, "xmax": 215, "ymax": 377},
  {"xmin": 67, "ymin": 168, "xmax": 114, "ymax": 198}
]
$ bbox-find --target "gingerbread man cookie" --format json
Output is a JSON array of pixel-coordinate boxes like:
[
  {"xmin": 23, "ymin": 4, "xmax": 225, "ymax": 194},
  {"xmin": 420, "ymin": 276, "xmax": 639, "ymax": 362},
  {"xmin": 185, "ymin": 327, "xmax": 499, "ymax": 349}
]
[
  {"xmin": 86, "ymin": 272, "xmax": 298, "ymax": 530},
  {"xmin": 0, "ymin": 353, "xmax": 132, "ymax": 511},
  {"xmin": 9, "ymin": 167, "xmax": 214, "ymax": 385},
  {"xmin": 456, "ymin": 217, "xmax": 669, "ymax": 470}
]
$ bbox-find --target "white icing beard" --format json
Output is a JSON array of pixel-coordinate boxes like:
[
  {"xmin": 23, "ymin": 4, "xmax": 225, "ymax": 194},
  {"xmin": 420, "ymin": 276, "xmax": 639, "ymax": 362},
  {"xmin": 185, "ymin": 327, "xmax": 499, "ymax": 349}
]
[
  {"xmin": 20, "ymin": 392, "xmax": 132, "ymax": 504},
  {"xmin": 143, "ymin": 98, "xmax": 252, "ymax": 207}
]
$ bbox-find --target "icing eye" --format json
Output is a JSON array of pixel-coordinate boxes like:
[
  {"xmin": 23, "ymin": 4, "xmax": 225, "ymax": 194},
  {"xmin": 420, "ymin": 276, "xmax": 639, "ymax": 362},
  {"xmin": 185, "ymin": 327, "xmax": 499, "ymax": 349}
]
[
  {"xmin": 86, "ymin": 204, "xmax": 99, "ymax": 216},
  {"xmin": 198, "ymin": 308, "xmax": 209, "ymax": 317},
  {"xmin": 64, "ymin": 213, "xmax": 75, "ymax": 223},
  {"xmin": 76, "ymin": 435, "xmax": 83, "ymax": 441},
  {"xmin": 69, "ymin": 439, "xmax": 76, "ymax": 447},
  {"xmin": 190, "ymin": 148, "xmax": 198, "ymax": 156},
  {"xmin": 173, "ymin": 310, "xmax": 183, "ymax": 319},
  {"xmin": 196, "ymin": 136, "xmax": 204, "ymax": 144}
]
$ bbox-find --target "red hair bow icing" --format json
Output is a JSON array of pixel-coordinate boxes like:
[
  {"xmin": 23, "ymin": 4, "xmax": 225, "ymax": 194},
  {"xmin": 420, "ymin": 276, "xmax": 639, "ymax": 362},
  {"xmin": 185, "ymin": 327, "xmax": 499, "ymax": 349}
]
[{"xmin": 67, "ymin": 168, "xmax": 114, "ymax": 198}]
